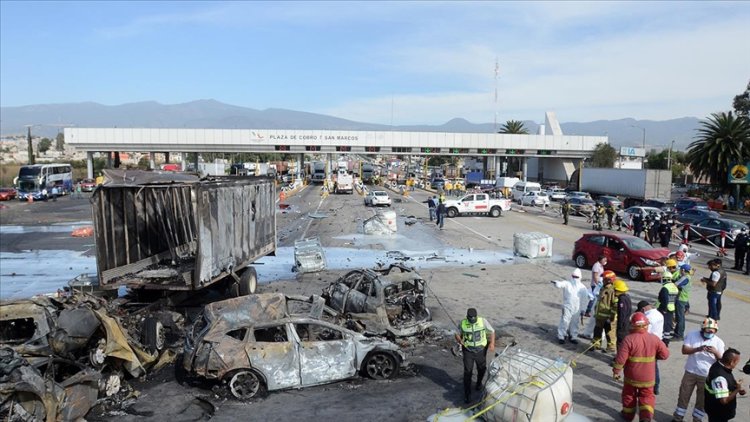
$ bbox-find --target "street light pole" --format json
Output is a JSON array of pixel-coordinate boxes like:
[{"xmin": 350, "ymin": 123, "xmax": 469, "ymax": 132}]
[
  {"xmin": 667, "ymin": 139, "xmax": 675, "ymax": 172},
  {"xmin": 630, "ymin": 125, "xmax": 646, "ymax": 168}
]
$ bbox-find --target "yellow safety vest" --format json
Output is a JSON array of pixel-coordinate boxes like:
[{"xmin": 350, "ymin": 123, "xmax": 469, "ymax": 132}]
[
  {"xmin": 656, "ymin": 282, "xmax": 679, "ymax": 312},
  {"xmin": 461, "ymin": 318, "xmax": 487, "ymax": 348}
]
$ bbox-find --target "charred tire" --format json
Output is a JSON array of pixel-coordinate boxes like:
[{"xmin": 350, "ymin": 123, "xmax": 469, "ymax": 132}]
[
  {"xmin": 446, "ymin": 208, "xmax": 458, "ymax": 218},
  {"xmin": 227, "ymin": 369, "xmax": 266, "ymax": 400},
  {"xmin": 574, "ymin": 253, "xmax": 587, "ymax": 268},
  {"xmin": 239, "ymin": 267, "xmax": 258, "ymax": 296},
  {"xmin": 227, "ymin": 280, "xmax": 240, "ymax": 298},
  {"xmin": 489, "ymin": 207, "xmax": 501, "ymax": 218},
  {"xmin": 143, "ymin": 316, "xmax": 165, "ymax": 353},
  {"xmin": 627, "ymin": 265, "xmax": 641, "ymax": 281},
  {"xmin": 362, "ymin": 351, "xmax": 399, "ymax": 380}
]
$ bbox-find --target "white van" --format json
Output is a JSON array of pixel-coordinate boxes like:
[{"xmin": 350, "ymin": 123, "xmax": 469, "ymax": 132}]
[{"xmin": 512, "ymin": 181, "xmax": 542, "ymax": 203}]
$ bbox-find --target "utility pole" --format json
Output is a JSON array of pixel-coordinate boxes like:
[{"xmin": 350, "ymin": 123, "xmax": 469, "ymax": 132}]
[
  {"xmin": 26, "ymin": 126, "xmax": 35, "ymax": 165},
  {"xmin": 667, "ymin": 139, "xmax": 675, "ymax": 172},
  {"xmin": 494, "ymin": 58, "xmax": 499, "ymax": 133}
]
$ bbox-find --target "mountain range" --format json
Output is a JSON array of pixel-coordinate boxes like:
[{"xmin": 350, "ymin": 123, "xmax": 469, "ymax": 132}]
[{"xmin": 0, "ymin": 99, "xmax": 704, "ymax": 151}]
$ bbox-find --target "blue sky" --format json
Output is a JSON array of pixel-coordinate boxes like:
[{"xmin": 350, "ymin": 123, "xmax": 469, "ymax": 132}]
[{"xmin": 1, "ymin": 1, "xmax": 749, "ymax": 124}]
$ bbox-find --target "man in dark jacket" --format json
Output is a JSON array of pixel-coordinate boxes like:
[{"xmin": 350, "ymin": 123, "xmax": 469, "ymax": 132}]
[
  {"xmin": 614, "ymin": 279, "xmax": 632, "ymax": 349},
  {"xmin": 423, "ymin": 196, "xmax": 437, "ymax": 221},
  {"xmin": 436, "ymin": 200, "xmax": 446, "ymax": 229},
  {"xmin": 733, "ymin": 228, "xmax": 748, "ymax": 271},
  {"xmin": 633, "ymin": 213, "xmax": 644, "ymax": 238},
  {"xmin": 705, "ymin": 348, "xmax": 746, "ymax": 421}
]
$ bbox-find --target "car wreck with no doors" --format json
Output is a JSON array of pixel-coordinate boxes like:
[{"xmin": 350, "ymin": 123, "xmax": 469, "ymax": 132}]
[
  {"xmin": 182, "ymin": 293, "xmax": 404, "ymax": 400},
  {"xmin": 322, "ymin": 264, "xmax": 432, "ymax": 338}
]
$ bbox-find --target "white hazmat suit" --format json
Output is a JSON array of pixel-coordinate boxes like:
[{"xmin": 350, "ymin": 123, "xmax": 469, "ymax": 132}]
[{"xmin": 552, "ymin": 269, "xmax": 590, "ymax": 341}]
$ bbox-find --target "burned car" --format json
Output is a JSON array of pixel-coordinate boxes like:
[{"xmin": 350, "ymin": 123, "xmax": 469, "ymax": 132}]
[
  {"xmin": 322, "ymin": 264, "xmax": 432, "ymax": 337},
  {"xmin": 183, "ymin": 293, "xmax": 404, "ymax": 400}
]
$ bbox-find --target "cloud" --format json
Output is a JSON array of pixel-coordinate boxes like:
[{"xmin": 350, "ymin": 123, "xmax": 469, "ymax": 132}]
[{"xmin": 322, "ymin": 10, "xmax": 750, "ymax": 124}]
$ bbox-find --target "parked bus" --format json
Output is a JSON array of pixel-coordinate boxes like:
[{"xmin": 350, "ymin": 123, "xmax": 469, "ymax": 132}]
[{"xmin": 14, "ymin": 163, "xmax": 73, "ymax": 200}]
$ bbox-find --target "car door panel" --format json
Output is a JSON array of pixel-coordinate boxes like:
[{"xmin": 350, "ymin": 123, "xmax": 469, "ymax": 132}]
[
  {"xmin": 294, "ymin": 323, "xmax": 357, "ymax": 386},
  {"xmin": 247, "ymin": 324, "xmax": 301, "ymax": 390}
]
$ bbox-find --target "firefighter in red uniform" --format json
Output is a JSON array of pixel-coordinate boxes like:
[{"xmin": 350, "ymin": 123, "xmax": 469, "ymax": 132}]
[{"xmin": 612, "ymin": 312, "xmax": 671, "ymax": 421}]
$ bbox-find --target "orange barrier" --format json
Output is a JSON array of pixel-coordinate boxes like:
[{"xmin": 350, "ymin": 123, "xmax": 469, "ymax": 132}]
[{"xmin": 71, "ymin": 226, "xmax": 94, "ymax": 237}]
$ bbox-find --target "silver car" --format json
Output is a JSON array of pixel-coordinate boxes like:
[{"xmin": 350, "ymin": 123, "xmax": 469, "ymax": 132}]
[{"xmin": 183, "ymin": 293, "xmax": 404, "ymax": 400}]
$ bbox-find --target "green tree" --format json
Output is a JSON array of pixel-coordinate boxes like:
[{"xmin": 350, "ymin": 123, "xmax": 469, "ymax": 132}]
[
  {"xmin": 38, "ymin": 138, "xmax": 52, "ymax": 154},
  {"xmin": 427, "ymin": 155, "xmax": 453, "ymax": 167},
  {"xmin": 686, "ymin": 112, "xmax": 750, "ymax": 190},
  {"xmin": 590, "ymin": 143, "xmax": 618, "ymax": 168},
  {"xmin": 498, "ymin": 120, "xmax": 529, "ymax": 134},
  {"xmin": 55, "ymin": 133, "xmax": 65, "ymax": 151},
  {"xmin": 733, "ymin": 80, "xmax": 749, "ymax": 118}
]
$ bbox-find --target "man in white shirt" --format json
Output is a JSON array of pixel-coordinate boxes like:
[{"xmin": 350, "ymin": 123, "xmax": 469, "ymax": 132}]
[
  {"xmin": 637, "ymin": 300, "xmax": 664, "ymax": 394},
  {"xmin": 584, "ymin": 255, "xmax": 607, "ymax": 317},
  {"xmin": 672, "ymin": 318, "xmax": 725, "ymax": 422}
]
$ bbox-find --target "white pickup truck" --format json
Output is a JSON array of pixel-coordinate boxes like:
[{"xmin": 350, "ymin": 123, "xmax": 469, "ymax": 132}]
[{"xmin": 443, "ymin": 193, "xmax": 511, "ymax": 218}]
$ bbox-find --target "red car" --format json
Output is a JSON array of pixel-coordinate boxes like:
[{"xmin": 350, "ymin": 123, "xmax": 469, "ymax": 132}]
[
  {"xmin": 573, "ymin": 233, "xmax": 669, "ymax": 281},
  {"xmin": 80, "ymin": 178, "xmax": 97, "ymax": 192},
  {"xmin": 0, "ymin": 187, "xmax": 17, "ymax": 201}
]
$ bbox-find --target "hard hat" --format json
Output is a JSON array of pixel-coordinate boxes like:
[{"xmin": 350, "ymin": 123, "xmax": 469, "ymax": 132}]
[
  {"xmin": 679, "ymin": 263, "xmax": 692, "ymax": 272},
  {"xmin": 678, "ymin": 244, "xmax": 689, "ymax": 253},
  {"xmin": 572, "ymin": 268, "xmax": 582, "ymax": 279},
  {"xmin": 630, "ymin": 312, "xmax": 649, "ymax": 328},
  {"xmin": 602, "ymin": 270, "xmax": 616, "ymax": 281},
  {"xmin": 665, "ymin": 259, "xmax": 678, "ymax": 268},
  {"xmin": 675, "ymin": 251, "xmax": 686, "ymax": 260},
  {"xmin": 702, "ymin": 318, "xmax": 719, "ymax": 331},
  {"xmin": 613, "ymin": 280, "xmax": 629, "ymax": 292}
]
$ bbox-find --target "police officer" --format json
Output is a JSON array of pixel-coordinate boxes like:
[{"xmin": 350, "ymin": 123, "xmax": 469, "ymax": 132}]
[
  {"xmin": 657, "ymin": 259, "xmax": 680, "ymax": 345},
  {"xmin": 455, "ymin": 308, "xmax": 496, "ymax": 403},
  {"xmin": 562, "ymin": 199, "xmax": 571, "ymax": 225},
  {"xmin": 606, "ymin": 203, "xmax": 616, "ymax": 229},
  {"xmin": 733, "ymin": 227, "xmax": 748, "ymax": 272}
]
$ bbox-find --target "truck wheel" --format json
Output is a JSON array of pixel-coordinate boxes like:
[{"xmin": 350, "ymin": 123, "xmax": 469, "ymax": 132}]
[
  {"xmin": 239, "ymin": 267, "xmax": 258, "ymax": 296},
  {"xmin": 489, "ymin": 207, "xmax": 501, "ymax": 218},
  {"xmin": 142, "ymin": 316, "xmax": 165, "ymax": 353},
  {"xmin": 447, "ymin": 208, "xmax": 458, "ymax": 218}
]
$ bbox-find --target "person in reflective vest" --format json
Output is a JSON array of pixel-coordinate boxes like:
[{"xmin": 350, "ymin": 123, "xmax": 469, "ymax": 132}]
[
  {"xmin": 674, "ymin": 263, "xmax": 693, "ymax": 341},
  {"xmin": 701, "ymin": 259, "xmax": 727, "ymax": 321},
  {"xmin": 613, "ymin": 312, "xmax": 670, "ymax": 422},
  {"xmin": 657, "ymin": 259, "xmax": 680, "ymax": 345},
  {"xmin": 591, "ymin": 270, "xmax": 618, "ymax": 352},
  {"xmin": 455, "ymin": 308, "xmax": 495, "ymax": 404}
]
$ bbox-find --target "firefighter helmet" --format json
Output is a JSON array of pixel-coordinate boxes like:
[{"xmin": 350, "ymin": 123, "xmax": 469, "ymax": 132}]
[
  {"xmin": 665, "ymin": 259, "xmax": 678, "ymax": 268},
  {"xmin": 613, "ymin": 280, "xmax": 629, "ymax": 292},
  {"xmin": 602, "ymin": 270, "xmax": 616, "ymax": 281},
  {"xmin": 630, "ymin": 312, "xmax": 650, "ymax": 328},
  {"xmin": 702, "ymin": 318, "xmax": 719, "ymax": 331}
]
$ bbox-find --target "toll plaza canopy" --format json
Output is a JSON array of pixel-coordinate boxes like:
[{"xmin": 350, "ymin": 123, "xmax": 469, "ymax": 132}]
[{"xmin": 65, "ymin": 128, "xmax": 605, "ymax": 158}]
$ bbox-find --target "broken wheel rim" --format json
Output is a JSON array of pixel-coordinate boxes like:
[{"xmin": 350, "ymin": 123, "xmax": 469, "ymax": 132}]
[
  {"xmin": 365, "ymin": 353, "xmax": 396, "ymax": 379},
  {"xmin": 229, "ymin": 370, "xmax": 261, "ymax": 400}
]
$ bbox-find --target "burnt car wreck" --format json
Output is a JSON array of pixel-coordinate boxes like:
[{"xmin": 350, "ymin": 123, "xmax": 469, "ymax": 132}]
[
  {"xmin": 0, "ymin": 293, "xmax": 181, "ymax": 420},
  {"xmin": 183, "ymin": 293, "xmax": 404, "ymax": 400},
  {"xmin": 322, "ymin": 264, "xmax": 432, "ymax": 337}
]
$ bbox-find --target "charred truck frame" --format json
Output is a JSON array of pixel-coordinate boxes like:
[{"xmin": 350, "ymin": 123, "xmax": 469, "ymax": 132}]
[{"xmin": 92, "ymin": 170, "xmax": 276, "ymax": 298}]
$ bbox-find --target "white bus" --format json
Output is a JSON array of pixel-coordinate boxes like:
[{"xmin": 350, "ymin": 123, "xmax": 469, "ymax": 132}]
[{"xmin": 14, "ymin": 163, "xmax": 74, "ymax": 200}]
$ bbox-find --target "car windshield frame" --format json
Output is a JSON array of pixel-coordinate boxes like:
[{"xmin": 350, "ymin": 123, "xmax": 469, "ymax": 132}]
[{"xmin": 620, "ymin": 236, "xmax": 655, "ymax": 250}]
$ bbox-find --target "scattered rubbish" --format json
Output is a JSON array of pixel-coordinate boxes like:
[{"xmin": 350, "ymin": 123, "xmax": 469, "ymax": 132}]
[
  {"xmin": 513, "ymin": 232, "xmax": 553, "ymax": 258},
  {"xmin": 308, "ymin": 212, "xmax": 328, "ymax": 219},
  {"xmin": 363, "ymin": 210, "xmax": 397, "ymax": 235},
  {"xmin": 293, "ymin": 237, "xmax": 327, "ymax": 273},
  {"xmin": 71, "ymin": 226, "xmax": 95, "ymax": 237},
  {"xmin": 322, "ymin": 264, "xmax": 432, "ymax": 337},
  {"xmin": 462, "ymin": 273, "xmax": 479, "ymax": 278}
]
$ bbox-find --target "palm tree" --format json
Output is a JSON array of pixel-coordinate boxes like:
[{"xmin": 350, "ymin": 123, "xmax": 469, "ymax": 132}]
[
  {"xmin": 686, "ymin": 112, "xmax": 750, "ymax": 189},
  {"xmin": 498, "ymin": 120, "xmax": 529, "ymax": 134}
]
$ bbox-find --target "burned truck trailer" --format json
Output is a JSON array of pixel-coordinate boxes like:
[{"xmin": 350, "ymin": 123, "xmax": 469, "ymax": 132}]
[{"xmin": 92, "ymin": 171, "xmax": 276, "ymax": 296}]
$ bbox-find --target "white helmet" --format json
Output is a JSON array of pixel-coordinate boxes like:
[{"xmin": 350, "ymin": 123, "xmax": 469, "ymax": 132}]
[
  {"xmin": 572, "ymin": 268, "xmax": 582, "ymax": 279},
  {"xmin": 678, "ymin": 244, "xmax": 689, "ymax": 253}
]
